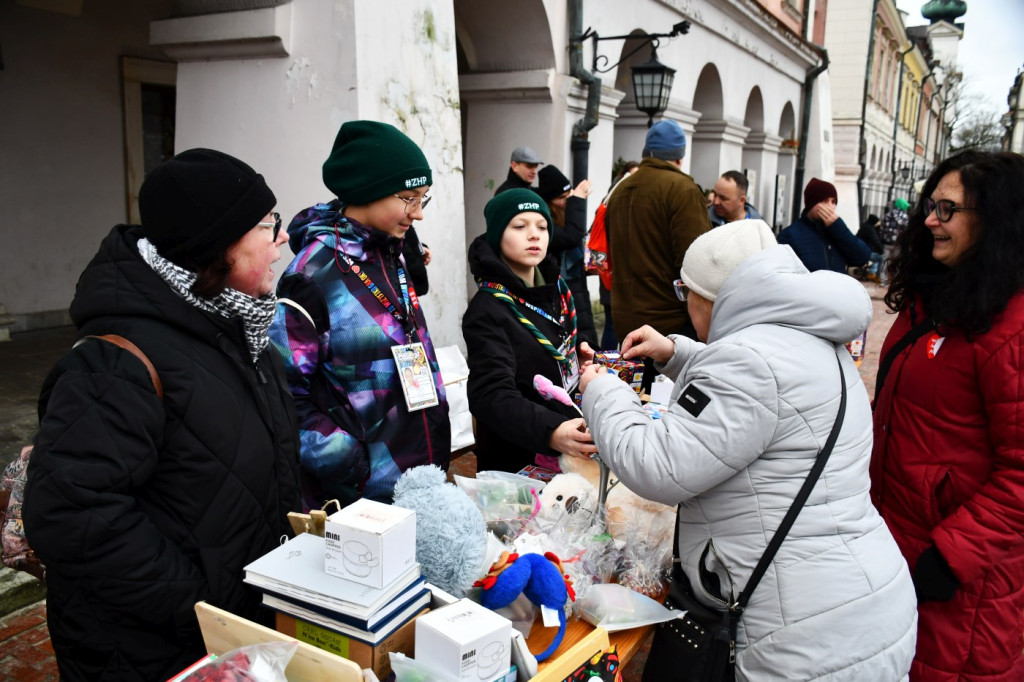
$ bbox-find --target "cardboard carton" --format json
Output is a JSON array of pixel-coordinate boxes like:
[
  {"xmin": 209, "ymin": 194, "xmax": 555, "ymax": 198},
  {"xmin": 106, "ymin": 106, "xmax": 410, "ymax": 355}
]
[
  {"xmin": 324, "ymin": 498, "xmax": 416, "ymax": 588},
  {"xmin": 415, "ymin": 598, "xmax": 512, "ymax": 682}
]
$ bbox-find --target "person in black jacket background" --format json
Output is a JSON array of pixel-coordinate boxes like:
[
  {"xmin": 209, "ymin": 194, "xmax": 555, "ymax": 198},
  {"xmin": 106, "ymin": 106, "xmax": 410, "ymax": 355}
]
[
  {"xmin": 23, "ymin": 149, "xmax": 301, "ymax": 681},
  {"xmin": 536, "ymin": 165, "xmax": 598, "ymax": 347},
  {"xmin": 463, "ymin": 189, "xmax": 597, "ymax": 473}
]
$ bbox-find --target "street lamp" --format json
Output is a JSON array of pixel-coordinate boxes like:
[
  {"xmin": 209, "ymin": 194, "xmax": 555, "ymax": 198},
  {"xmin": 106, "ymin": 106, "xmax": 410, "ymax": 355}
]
[
  {"xmin": 899, "ymin": 163, "xmax": 911, "ymax": 181},
  {"xmin": 630, "ymin": 46, "xmax": 676, "ymax": 128},
  {"xmin": 582, "ymin": 21, "xmax": 689, "ymax": 127}
]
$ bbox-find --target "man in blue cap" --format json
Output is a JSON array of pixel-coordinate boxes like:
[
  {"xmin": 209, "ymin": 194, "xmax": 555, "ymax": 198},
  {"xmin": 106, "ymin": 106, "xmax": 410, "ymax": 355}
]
[{"xmin": 605, "ymin": 119, "xmax": 710, "ymax": 340}]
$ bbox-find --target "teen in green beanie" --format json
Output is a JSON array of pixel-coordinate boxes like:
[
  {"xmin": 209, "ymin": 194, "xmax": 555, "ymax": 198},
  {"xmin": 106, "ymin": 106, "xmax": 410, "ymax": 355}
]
[
  {"xmin": 269, "ymin": 120, "xmax": 450, "ymax": 508},
  {"xmin": 483, "ymin": 188, "xmax": 552, "ymax": 252},
  {"xmin": 462, "ymin": 188, "xmax": 597, "ymax": 474}
]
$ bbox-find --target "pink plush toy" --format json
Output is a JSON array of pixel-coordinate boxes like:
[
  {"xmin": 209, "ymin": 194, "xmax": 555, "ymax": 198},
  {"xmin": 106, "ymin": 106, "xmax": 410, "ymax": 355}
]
[
  {"xmin": 532, "ymin": 374, "xmax": 583, "ymax": 417},
  {"xmin": 533, "ymin": 374, "xmax": 610, "ymax": 511}
]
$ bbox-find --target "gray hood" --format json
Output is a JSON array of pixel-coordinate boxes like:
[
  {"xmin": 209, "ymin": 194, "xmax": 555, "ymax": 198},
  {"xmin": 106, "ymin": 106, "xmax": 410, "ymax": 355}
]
[{"xmin": 708, "ymin": 245, "xmax": 871, "ymax": 344}]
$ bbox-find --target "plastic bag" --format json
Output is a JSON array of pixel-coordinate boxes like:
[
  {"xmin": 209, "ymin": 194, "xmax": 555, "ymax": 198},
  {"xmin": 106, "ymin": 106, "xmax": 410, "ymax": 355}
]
[
  {"xmin": 454, "ymin": 472, "xmax": 544, "ymax": 540},
  {"xmin": 389, "ymin": 652, "xmax": 460, "ymax": 682},
  {"xmin": 171, "ymin": 641, "xmax": 297, "ymax": 682},
  {"xmin": 575, "ymin": 583, "xmax": 682, "ymax": 632}
]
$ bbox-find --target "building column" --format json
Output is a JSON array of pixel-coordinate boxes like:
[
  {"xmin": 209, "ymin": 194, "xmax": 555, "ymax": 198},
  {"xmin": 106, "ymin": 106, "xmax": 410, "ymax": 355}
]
[{"xmin": 690, "ymin": 119, "xmax": 750, "ymax": 191}]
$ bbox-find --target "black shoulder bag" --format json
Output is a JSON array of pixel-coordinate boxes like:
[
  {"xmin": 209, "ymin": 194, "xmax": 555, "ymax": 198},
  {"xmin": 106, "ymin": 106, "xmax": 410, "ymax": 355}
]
[{"xmin": 642, "ymin": 352, "xmax": 848, "ymax": 682}]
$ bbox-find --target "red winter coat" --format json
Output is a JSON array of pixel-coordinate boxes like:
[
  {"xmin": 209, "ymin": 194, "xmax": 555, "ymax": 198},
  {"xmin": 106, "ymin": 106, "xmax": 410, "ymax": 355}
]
[{"xmin": 871, "ymin": 291, "xmax": 1024, "ymax": 682}]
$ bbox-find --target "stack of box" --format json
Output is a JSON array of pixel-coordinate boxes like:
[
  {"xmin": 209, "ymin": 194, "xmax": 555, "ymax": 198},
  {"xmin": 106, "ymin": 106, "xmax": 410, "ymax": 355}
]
[{"xmin": 243, "ymin": 499, "xmax": 428, "ymax": 678}]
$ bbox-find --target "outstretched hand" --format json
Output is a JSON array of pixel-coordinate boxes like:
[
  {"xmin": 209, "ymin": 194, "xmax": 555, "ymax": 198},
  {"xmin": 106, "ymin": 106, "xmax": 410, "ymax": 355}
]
[
  {"xmin": 549, "ymin": 418, "xmax": 598, "ymax": 459},
  {"xmin": 620, "ymin": 325, "xmax": 674, "ymax": 364}
]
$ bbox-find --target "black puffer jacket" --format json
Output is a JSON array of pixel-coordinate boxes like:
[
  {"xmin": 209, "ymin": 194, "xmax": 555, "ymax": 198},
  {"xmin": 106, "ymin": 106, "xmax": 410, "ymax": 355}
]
[
  {"xmin": 462, "ymin": 235, "xmax": 580, "ymax": 473},
  {"xmin": 23, "ymin": 225, "xmax": 301, "ymax": 682}
]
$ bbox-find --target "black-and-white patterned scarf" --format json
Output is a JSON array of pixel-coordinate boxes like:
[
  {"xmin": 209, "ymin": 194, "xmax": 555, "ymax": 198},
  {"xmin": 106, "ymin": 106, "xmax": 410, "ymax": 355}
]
[{"xmin": 138, "ymin": 238, "xmax": 276, "ymax": 363}]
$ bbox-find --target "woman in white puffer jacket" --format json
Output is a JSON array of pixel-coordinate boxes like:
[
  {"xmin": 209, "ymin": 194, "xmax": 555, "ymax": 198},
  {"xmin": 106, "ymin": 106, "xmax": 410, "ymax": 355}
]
[{"xmin": 577, "ymin": 220, "xmax": 917, "ymax": 681}]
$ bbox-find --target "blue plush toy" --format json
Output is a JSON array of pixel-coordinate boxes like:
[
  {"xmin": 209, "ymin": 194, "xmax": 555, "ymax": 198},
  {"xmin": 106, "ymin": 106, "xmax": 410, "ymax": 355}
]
[
  {"xmin": 393, "ymin": 465, "xmax": 492, "ymax": 597},
  {"xmin": 477, "ymin": 552, "xmax": 575, "ymax": 662}
]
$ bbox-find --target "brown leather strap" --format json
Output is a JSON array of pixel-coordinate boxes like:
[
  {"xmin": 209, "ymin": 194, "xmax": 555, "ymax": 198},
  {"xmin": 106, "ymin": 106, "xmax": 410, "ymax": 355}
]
[{"xmin": 85, "ymin": 334, "xmax": 164, "ymax": 401}]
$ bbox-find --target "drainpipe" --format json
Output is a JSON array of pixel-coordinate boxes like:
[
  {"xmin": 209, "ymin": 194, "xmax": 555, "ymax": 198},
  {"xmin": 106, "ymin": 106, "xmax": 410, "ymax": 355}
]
[
  {"xmin": 568, "ymin": 0, "xmax": 600, "ymax": 192},
  {"xmin": 911, "ymin": 70, "xmax": 934, "ymax": 186},
  {"xmin": 856, "ymin": 0, "xmax": 882, "ymax": 221},
  {"xmin": 792, "ymin": 47, "xmax": 829, "ymax": 220},
  {"xmin": 887, "ymin": 44, "xmax": 915, "ymax": 205}
]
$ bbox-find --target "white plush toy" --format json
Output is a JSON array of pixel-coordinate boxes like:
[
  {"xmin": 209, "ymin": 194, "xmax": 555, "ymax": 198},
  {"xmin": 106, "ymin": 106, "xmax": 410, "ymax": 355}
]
[{"xmin": 532, "ymin": 472, "xmax": 599, "ymax": 533}]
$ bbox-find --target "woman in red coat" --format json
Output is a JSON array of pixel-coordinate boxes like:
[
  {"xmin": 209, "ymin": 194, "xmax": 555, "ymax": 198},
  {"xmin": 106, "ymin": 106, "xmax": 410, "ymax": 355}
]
[{"xmin": 871, "ymin": 150, "xmax": 1024, "ymax": 681}]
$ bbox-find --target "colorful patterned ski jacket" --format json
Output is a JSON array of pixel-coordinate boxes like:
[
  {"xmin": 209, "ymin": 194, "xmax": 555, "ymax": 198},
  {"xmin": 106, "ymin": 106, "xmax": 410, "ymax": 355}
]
[{"xmin": 270, "ymin": 201, "xmax": 450, "ymax": 508}]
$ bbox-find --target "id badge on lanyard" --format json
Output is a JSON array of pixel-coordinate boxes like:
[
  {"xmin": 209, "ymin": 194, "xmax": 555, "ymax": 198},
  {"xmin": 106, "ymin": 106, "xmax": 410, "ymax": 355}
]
[
  {"xmin": 558, "ymin": 338, "xmax": 580, "ymax": 393},
  {"xmin": 392, "ymin": 342, "xmax": 440, "ymax": 411}
]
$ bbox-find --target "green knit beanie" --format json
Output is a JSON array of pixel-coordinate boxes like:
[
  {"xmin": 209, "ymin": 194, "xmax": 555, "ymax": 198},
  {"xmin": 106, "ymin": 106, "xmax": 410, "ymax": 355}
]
[
  {"xmin": 322, "ymin": 121, "xmax": 432, "ymax": 205},
  {"xmin": 894, "ymin": 198, "xmax": 910, "ymax": 211},
  {"xmin": 484, "ymin": 189, "xmax": 553, "ymax": 251}
]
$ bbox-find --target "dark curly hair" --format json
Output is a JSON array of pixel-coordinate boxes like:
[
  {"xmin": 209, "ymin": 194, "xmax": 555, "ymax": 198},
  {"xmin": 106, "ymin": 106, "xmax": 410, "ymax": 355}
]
[{"xmin": 884, "ymin": 151, "xmax": 1024, "ymax": 336}]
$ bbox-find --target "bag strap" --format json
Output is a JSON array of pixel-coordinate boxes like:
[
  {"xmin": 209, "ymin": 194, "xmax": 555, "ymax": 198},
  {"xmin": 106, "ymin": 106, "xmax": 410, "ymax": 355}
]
[
  {"xmin": 79, "ymin": 334, "xmax": 164, "ymax": 401},
  {"xmin": 873, "ymin": 317, "xmax": 935, "ymax": 403}
]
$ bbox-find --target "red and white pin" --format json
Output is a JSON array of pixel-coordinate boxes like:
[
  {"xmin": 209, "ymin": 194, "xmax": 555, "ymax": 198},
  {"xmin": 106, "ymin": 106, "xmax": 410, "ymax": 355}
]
[{"xmin": 926, "ymin": 333, "xmax": 945, "ymax": 359}]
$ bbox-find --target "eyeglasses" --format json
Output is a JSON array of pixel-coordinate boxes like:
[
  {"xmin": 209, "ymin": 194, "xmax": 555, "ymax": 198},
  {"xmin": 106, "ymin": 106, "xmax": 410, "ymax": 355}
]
[
  {"xmin": 924, "ymin": 198, "xmax": 975, "ymax": 223},
  {"xmin": 393, "ymin": 194, "xmax": 432, "ymax": 214},
  {"xmin": 257, "ymin": 212, "xmax": 282, "ymax": 240},
  {"xmin": 673, "ymin": 279, "xmax": 689, "ymax": 302}
]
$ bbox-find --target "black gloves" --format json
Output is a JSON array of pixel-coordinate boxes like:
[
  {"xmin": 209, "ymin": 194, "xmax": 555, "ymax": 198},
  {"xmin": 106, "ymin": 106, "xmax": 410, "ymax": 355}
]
[{"xmin": 913, "ymin": 545, "xmax": 960, "ymax": 603}]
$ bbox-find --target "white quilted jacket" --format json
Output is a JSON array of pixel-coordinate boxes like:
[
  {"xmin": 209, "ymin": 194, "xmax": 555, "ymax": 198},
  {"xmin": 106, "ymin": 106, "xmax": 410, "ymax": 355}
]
[{"xmin": 582, "ymin": 246, "xmax": 917, "ymax": 681}]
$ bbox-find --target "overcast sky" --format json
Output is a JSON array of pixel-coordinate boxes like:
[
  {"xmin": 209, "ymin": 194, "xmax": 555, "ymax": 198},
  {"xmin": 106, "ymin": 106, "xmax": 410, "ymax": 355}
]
[{"xmin": 895, "ymin": 0, "xmax": 1024, "ymax": 115}]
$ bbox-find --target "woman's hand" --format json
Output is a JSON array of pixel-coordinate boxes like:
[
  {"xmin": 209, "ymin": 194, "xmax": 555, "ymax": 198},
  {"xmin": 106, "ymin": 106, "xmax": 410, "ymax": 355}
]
[
  {"xmin": 549, "ymin": 418, "xmax": 598, "ymax": 459},
  {"xmin": 620, "ymin": 325, "xmax": 673, "ymax": 364},
  {"xmin": 571, "ymin": 179, "xmax": 592, "ymax": 199},
  {"xmin": 579, "ymin": 363, "xmax": 611, "ymax": 394}
]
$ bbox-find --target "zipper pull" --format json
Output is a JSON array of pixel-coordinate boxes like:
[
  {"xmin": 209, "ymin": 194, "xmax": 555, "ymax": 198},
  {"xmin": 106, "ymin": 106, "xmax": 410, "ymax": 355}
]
[{"xmin": 255, "ymin": 360, "xmax": 268, "ymax": 384}]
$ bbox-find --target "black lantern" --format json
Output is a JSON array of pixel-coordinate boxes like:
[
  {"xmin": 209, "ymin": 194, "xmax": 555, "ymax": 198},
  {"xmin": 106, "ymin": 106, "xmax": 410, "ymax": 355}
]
[
  {"xmin": 631, "ymin": 46, "xmax": 676, "ymax": 128},
  {"xmin": 899, "ymin": 163, "xmax": 911, "ymax": 180}
]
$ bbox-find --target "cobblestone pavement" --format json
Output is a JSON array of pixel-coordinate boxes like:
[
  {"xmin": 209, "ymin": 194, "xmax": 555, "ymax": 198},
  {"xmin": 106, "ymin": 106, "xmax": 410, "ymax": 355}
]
[{"xmin": 0, "ymin": 280, "xmax": 896, "ymax": 680}]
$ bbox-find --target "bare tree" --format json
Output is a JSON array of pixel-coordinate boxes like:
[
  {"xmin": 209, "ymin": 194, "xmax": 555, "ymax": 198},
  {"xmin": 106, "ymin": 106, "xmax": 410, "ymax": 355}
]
[{"xmin": 946, "ymin": 76, "xmax": 1004, "ymax": 153}]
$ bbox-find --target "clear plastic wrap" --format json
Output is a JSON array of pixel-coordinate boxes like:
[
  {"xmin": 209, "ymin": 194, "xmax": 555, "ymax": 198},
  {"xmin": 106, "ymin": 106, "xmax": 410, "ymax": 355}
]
[
  {"xmin": 576, "ymin": 583, "xmax": 682, "ymax": 632},
  {"xmin": 604, "ymin": 484, "xmax": 676, "ymax": 598},
  {"xmin": 171, "ymin": 642, "xmax": 297, "ymax": 682},
  {"xmin": 454, "ymin": 471, "xmax": 545, "ymax": 542}
]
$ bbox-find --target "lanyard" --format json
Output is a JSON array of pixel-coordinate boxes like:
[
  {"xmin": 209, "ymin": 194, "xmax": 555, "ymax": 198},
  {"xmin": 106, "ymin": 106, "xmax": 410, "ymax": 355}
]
[
  {"xmin": 333, "ymin": 227, "xmax": 417, "ymax": 335},
  {"xmin": 477, "ymin": 277, "xmax": 577, "ymax": 368},
  {"xmin": 477, "ymin": 280, "xmax": 567, "ymax": 327}
]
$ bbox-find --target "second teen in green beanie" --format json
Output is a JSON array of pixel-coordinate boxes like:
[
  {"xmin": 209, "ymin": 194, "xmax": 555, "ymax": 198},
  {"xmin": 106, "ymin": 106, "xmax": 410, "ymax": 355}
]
[{"xmin": 483, "ymin": 188, "xmax": 552, "ymax": 252}]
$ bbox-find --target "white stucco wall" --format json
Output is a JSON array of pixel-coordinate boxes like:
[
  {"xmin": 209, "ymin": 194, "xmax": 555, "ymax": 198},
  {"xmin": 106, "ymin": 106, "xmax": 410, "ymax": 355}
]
[
  {"xmin": 0, "ymin": 1, "xmax": 170, "ymax": 326},
  {"xmin": 168, "ymin": 0, "xmax": 467, "ymax": 349}
]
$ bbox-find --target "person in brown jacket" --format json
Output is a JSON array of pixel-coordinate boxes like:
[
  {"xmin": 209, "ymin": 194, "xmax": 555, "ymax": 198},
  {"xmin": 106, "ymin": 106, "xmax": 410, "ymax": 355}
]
[{"xmin": 605, "ymin": 119, "xmax": 710, "ymax": 341}]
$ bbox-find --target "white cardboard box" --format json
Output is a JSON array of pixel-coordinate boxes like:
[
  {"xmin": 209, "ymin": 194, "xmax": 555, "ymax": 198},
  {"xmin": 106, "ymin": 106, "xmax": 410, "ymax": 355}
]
[
  {"xmin": 415, "ymin": 598, "xmax": 512, "ymax": 682},
  {"xmin": 324, "ymin": 499, "xmax": 416, "ymax": 589}
]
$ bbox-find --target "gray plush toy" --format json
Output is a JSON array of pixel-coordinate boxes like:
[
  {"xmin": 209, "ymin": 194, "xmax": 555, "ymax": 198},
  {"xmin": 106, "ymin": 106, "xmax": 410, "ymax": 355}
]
[{"xmin": 393, "ymin": 464, "xmax": 494, "ymax": 597}]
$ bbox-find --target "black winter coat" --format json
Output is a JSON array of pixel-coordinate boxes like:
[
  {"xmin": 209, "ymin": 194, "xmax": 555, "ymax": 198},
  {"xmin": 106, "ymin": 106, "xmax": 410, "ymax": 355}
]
[
  {"xmin": 23, "ymin": 225, "xmax": 301, "ymax": 682},
  {"xmin": 548, "ymin": 195, "xmax": 597, "ymax": 347},
  {"xmin": 494, "ymin": 168, "xmax": 533, "ymax": 195},
  {"xmin": 462, "ymin": 235, "xmax": 581, "ymax": 473}
]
